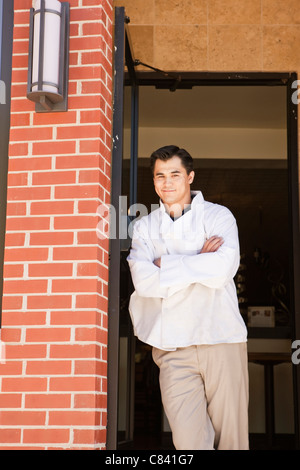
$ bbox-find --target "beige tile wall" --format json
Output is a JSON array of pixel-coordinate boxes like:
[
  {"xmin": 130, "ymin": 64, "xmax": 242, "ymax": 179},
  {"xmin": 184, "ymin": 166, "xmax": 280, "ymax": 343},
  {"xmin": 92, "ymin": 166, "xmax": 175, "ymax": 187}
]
[{"xmin": 113, "ymin": 0, "xmax": 300, "ymax": 72}]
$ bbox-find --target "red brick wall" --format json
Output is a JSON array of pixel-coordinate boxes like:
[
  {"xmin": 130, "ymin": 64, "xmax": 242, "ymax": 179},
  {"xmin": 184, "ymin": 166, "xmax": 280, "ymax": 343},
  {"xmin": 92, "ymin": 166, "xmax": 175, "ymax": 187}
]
[{"xmin": 0, "ymin": 0, "xmax": 113, "ymax": 449}]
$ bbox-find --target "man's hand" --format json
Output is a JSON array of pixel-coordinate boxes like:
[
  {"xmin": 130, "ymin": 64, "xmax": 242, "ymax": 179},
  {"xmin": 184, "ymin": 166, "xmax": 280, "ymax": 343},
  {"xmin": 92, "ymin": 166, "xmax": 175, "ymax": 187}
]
[
  {"xmin": 153, "ymin": 258, "xmax": 161, "ymax": 268},
  {"xmin": 201, "ymin": 236, "xmax": 224, "ymax": 253}
]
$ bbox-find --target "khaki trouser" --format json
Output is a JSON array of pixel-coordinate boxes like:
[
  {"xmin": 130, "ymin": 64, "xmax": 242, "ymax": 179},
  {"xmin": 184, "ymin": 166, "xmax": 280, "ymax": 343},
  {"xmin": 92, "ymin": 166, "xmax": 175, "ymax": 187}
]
[{"xmin": 152, "ymin": 342, "xmax": 249, "ymax": 450}]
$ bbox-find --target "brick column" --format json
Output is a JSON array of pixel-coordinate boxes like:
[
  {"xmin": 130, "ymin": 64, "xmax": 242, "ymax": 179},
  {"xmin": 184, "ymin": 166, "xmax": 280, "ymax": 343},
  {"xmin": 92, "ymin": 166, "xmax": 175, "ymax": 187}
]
[{"xmin": 0, "ymin": 0, "xmax": 113, "ymax": 449}]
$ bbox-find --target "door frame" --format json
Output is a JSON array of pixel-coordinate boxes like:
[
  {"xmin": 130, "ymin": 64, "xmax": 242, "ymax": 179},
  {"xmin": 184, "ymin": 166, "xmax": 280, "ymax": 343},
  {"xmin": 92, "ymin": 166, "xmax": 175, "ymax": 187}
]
[
  {"xmin": 107, "ymin": 6, "xmax": 138, "ymax": 450},
  {"xmin": 0, "ymin": 0, "xmax": 14, "ymax": 328},
  {"xmin": 108, "ymin": 7, "xmax": 300, "ymax": 449}
]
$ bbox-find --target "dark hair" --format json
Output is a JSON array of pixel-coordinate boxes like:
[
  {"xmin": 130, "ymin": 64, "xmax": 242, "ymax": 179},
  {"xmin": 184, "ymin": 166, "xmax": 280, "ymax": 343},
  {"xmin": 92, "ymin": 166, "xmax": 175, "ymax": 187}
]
[{"xmin": 150, "ymin": 145, "xmax": 194, "ymax": 175}]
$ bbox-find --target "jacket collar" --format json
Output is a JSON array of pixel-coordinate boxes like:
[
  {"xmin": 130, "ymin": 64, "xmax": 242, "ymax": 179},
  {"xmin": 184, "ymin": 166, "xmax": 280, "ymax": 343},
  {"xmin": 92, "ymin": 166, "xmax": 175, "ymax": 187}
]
[
  {"xmin": 159, "ymin": 190, "xmax": 204, "ymax": 214},
  {"xmin": 159, "ymin": 191, "xmax": 205, "ymax": 235}
]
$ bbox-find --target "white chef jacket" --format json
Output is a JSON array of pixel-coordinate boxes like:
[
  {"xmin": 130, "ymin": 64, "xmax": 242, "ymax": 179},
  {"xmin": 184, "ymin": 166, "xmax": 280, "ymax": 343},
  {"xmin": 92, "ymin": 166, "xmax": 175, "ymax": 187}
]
[{"xmin": 127, "ymin": 191, "xmax": 247, "ymax": 351}]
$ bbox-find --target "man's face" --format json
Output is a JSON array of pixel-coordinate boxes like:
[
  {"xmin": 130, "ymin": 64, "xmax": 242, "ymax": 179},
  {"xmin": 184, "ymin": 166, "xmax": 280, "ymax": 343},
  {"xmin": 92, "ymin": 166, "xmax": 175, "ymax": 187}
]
[{"xmin": 153, "ymin": 156, "xmax": 195, "ymax": 211}]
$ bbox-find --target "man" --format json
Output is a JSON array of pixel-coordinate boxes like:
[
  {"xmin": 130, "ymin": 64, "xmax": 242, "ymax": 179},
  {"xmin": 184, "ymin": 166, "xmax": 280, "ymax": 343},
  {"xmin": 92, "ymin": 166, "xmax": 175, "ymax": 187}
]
[{"xmin": 127, "ymin": 145, "xmax": 249, "ymax": 450}]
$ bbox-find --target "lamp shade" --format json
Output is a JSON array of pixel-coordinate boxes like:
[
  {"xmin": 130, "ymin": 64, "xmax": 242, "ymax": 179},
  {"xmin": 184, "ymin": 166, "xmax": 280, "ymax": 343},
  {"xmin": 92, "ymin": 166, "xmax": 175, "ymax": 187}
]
[{"xmin": 27, "ymin": 0, "xmax": 69, "ymax": 112}]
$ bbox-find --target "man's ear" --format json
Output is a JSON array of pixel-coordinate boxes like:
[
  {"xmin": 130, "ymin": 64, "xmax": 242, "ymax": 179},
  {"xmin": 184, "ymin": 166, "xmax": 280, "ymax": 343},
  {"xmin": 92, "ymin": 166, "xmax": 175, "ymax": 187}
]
[{"xmin": 188, "ymin": 171, "xmax": 195, "ymax": 185}]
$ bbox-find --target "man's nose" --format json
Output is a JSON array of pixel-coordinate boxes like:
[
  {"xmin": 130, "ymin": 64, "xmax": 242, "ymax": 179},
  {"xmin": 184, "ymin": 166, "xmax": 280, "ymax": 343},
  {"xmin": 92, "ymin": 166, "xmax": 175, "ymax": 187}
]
[{"xmin": 163, "ymin": 176, "xmax": 173, "ymax": 185}]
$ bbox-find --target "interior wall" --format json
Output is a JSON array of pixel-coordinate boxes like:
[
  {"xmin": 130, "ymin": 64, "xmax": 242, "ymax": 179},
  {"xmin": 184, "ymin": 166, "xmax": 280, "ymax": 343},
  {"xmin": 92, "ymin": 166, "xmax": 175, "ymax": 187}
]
[
  {"xmin": 123, "ymin": 85, "xmax": 287, "ymax": 161},
  {"xmin": 125, "ymin": 127, "xmax": 287, "ymax": 160}
]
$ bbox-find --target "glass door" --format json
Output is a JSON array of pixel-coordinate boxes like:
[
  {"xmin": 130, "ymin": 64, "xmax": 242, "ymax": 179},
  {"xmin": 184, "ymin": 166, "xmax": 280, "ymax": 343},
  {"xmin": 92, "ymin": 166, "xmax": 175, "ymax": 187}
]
[{"xmin": 118, "ymin": 80, "xmax": 138, "ymax": 448}]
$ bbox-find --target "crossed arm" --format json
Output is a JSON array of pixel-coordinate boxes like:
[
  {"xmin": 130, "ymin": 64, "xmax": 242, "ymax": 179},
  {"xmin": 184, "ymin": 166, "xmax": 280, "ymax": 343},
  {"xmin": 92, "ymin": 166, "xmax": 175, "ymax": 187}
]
[
  {"xmin": 153, "ymin": 236, "xmax": 224, "ymax": 268},
  {"xmin": 127, "ymin": 208, "xmax": 239, "ymax": 297}
]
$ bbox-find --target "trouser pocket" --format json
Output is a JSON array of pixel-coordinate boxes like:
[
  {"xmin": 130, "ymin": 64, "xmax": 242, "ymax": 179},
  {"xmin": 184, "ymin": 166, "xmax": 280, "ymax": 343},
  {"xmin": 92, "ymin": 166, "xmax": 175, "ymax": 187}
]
[{"xmin": 152, "ymin": 346, "xmax": 168, "ymax": 367}]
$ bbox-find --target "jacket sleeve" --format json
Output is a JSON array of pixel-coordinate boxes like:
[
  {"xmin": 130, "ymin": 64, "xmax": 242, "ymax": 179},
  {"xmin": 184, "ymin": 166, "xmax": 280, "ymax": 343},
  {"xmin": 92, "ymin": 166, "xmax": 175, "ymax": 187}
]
[
  {"xmin": 127, "ymin": 219, "xmax": 169, "ymax": 298},
  {"xmin": 159, "ymin": 206, "xmax": 240, "ymax": 289}
]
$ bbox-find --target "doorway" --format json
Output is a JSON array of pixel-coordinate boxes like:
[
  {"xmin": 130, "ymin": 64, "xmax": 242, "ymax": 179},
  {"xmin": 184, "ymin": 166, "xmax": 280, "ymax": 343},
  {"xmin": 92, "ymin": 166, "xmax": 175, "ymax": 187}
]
[
  {"xmin": 108, "ymin": 6, "xmax": 300, "ymax": 452},
  {"xmin": 117, "ymin": 79, "xmax": 300, "ymax": 450}
]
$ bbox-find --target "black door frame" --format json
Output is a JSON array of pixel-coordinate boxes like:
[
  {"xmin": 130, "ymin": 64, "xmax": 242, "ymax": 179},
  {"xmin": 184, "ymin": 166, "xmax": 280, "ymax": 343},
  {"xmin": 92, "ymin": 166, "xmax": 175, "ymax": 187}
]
[
  {"xmin": 107, "ymin": 6, "xmax": 138, "ymax": 450},
  {"xmin": 287, "ymin": 73, "xmax": 300, "ymax": 446},
  {"xmin": 108, "ymin": 6, "xmax": 300, "ymax": 449},
  {"xmin": 0, "ymin": 0, "xmax": 14, "ymax": 328}
]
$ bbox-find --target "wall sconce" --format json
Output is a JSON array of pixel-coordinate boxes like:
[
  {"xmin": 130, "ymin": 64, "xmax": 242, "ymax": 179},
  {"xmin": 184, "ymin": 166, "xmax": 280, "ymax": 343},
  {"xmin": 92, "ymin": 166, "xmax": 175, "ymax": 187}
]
[{"xmin": 27, "ymin": 0, "xmax": 69, "ymax": 112}]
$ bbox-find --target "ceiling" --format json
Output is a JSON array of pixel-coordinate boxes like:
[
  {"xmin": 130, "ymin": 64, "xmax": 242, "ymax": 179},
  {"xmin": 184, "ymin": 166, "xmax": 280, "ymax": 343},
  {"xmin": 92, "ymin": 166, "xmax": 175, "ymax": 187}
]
[{"xmin": 124, "ymin": 85, "xmax": 287, "ymax": 129}]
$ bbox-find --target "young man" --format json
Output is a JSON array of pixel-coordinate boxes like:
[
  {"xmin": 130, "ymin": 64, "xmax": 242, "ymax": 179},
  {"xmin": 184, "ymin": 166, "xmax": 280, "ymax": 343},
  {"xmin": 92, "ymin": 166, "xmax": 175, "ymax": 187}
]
[{"xmin": 127, "ymin": 145, "xmax": 249, "ymax": 450}]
